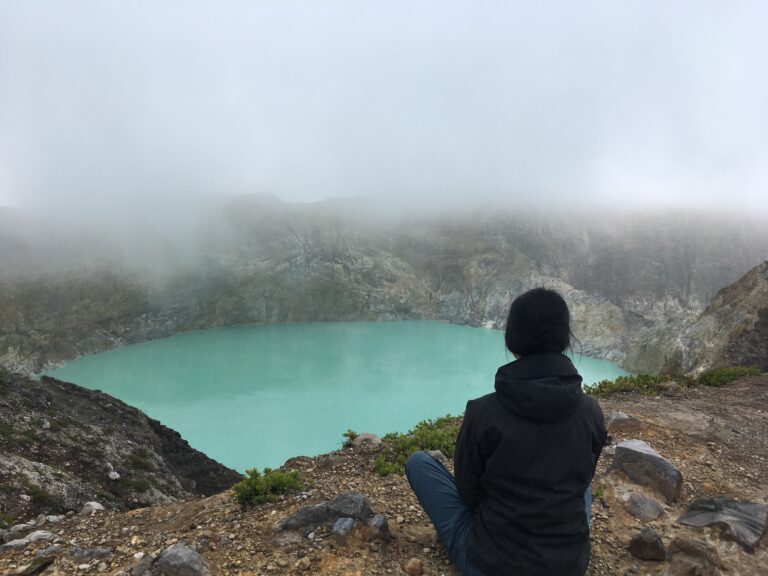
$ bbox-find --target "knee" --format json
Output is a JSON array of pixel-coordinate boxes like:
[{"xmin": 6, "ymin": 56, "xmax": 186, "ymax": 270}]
[{"xmin": 405, "ymin": 451, "xmax": 431, "ymax": 480}]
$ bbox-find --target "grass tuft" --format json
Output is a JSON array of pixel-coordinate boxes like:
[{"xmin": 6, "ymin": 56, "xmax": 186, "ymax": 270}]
[{"xmin": 233, "ymin": 468, "xmax": 303, "ymax": 506}]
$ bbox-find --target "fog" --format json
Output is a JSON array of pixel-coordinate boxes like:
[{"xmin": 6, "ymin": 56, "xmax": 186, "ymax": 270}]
[{"xmin": 1, "ymin": 1, "xmax": 767, "ymax": 224}]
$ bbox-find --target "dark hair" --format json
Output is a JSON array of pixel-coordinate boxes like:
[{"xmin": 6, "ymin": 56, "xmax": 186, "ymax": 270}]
[{"xmin": 504, "ymin": 287, "xmax": 571, "ymax": 356}]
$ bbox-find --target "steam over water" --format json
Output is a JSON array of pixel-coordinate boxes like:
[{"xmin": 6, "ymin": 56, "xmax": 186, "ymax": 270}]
[{"xmin": 47, "ymin": 321, "xmax": 627, "ymax": 471}]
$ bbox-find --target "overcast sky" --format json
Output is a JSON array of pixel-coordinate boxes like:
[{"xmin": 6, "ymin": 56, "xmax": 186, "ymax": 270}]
[{"xmin": 1, "ymin": 1, "xmax": 767, "ymax": 217}]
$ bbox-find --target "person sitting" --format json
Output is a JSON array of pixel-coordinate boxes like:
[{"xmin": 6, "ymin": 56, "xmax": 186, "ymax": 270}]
[{"xmin": 406, "ymin": 287, "xmax": 607, "ymax": 576}]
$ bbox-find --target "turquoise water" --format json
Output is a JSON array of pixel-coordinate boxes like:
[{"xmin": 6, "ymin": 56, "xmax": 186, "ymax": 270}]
[{"xmin": 46, "ymin": 321, "xmax": 627, "ymax": 472}]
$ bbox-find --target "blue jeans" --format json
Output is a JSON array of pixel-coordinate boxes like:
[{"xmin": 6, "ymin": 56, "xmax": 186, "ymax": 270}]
[{"xmin": 405, "ymin": 451, "xmax": 592, "ymax": 576}]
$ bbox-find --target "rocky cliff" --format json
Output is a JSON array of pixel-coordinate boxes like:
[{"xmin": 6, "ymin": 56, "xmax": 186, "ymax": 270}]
[
  {"xmin": 661, "ymin": 261, "xmax": 768, "ymax": 374},
  {"xmin": 2, "ymin": 198, "xmax": 767, "ymax": 375},
  {"xmin": 0, "ymin": 368, "xmax": 242, "ymax": 524}
]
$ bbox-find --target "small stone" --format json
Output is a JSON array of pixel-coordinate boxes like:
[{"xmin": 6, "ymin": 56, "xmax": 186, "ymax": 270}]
[
  {"xmin": 396, "ymin": 516, "xmax": 405, "ymax": 524},
  {"xmin": 108, "ymin": 471, "xmax": 121, "ymax": 481},
  {"xmin": 296, "ymin": 557, "xmax": 311, "ymax": 570},
  {"xmin": 403, "ymin": 558, "xmax": 424, "ymax": 576},
  {"xmin": 426, "ymin": 450, "xmax": 448, "ymax": 464},
  {"xmin": 331, "ymin": 517, "xmax": 356, "ymax": 545},
  {"xmin": 628, "ymin": 527, "xmax": 666, "ymax": 561},
  {"xmin": 35, "ymin": 544, "xmax": 62, "ymax": 559},
  {"xmin": 35, "ymin": 515, "xmax": 46, "ymax": 527},
  {"xmin": 42, "ymin": 420, "xmax": 51, "ymax": 430},
  {"xmin": 80, "ymin": 502, "xmax": 105, "ymax": 515},
  {"xmin": 625, "ymin": 493, "xmax": 665, "ymax": 521},
  {"xmin": 25, "ymin": 531, "xmax": 56, "ymax": 543},
  {"xmin": 153, "ymin": 543, "xmax": 208, "ymax": 575},
  {"xmin": 361, "ymin": 514, "xmax": 390, "ymax": 541}
]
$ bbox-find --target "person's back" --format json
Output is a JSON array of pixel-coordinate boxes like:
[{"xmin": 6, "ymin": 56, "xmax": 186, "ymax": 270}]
[{"xmin": 406, "ymin": 288, "xmax": 607, "ymax": 576}]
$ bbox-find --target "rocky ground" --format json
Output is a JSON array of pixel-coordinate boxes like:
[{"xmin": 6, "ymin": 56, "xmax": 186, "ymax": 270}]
[{"xmin": 1, "ymin": 375, "xmax": 767, "ymax": 576}]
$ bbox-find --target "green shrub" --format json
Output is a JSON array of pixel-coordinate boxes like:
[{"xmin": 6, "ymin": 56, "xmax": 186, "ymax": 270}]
[
  {"xmin": 119, "ymin": 477, "xmax": 152, "ymax": 492},
  {"xmin": 373, "ymin": 415, "xmax": 461, "ymax": 476},
  {"xmin": 696, "ymin": 366, "xmax": 760, "ymax": 387},
  {"xmin": 28, "ymin": 484, "xmax": 58, "ymax": 510},
  {"xmin": 585, "ymin": 365, "xmax": 761, "ymax": 397},
  {"xmin": 342, "ymin": 429, "xmax": 358, "ymax": 447},
  {"xmin": 233, "ymin": 468, "xmax": 303, "ymax": 506},
  {"xmin": 584, "ymin": 374, "xmax": 674, "ymax": 397},
  {"xmin": 0, "ymin": 512, "xmax": 14, "ymax": 529},
  {"xmin": 126, "ymin": 447, "xmax": 154, "ymax": 471}
]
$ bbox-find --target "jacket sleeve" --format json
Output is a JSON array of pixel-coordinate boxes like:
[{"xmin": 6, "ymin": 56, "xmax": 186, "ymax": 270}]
[
  {"xmin": 454, "ymin": 400, "xmax": 487, "ymax": 508},
  {"xmin": 590, "ymin": 401, "xmax": 608, "ymax": 475}
]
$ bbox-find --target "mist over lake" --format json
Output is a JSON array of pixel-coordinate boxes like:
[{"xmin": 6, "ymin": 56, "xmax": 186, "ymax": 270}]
[{"xmin": 46, "ymin": 321, "xmax": 627, "ymax": 471}]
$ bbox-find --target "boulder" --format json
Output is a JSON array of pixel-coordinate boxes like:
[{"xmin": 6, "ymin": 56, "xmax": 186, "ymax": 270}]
[
  {"xmin": 351, "ymin": 433, "xmax": 382, "ymax": 448},
  {"xmin": 628, "ymin": 527, "xmax": 666, "ymax": 561},
  {"xmin": 626, "ymin": 492, "xmax": 665, "ymax": 521},
  {"xmin": 327, "ymin": 492, "xmax": 373, "ymax": 520},
  {"xmin": 664, "ymin": 536, "xmax": 718, "ymax": 576},
  {"xmin": 678, "ymin": 496, "xmax": 768, "ymax": 551},
  {"xmin": 609, "ymin": 440, "xmax": 682, "ymax": 503},
  {"xmin": 152, "ymin": 543, "xmax": 208, "ymax": 576}
]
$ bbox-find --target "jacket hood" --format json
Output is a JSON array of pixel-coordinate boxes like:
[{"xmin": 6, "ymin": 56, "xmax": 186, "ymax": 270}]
[{"xmin": 494, "ymin": 354, "xmax": 584, "ymax": 423}]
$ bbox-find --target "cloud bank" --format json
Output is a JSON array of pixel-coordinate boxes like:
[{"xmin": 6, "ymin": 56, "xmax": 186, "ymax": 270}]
[{"xmin": 1, "ymin": 1, "xmax": 767, "ymax": 219}]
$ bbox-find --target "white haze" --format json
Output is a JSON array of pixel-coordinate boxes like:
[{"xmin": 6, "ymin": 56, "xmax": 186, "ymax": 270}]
[{"xmin": 0, "ymin": 1, "xmax": 767, "ymax": 223}]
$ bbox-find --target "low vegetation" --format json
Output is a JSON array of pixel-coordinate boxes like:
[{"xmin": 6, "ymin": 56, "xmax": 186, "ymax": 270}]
[
  {"xmin": 126, "ymin": 447, "xmax": 154, "ymax": 471},
  {"xmin": 372, "ymin": 415, "xmax": 461, "ymax": 476},
  {"xmin": 585, "ymin": 365, "xmax": 760, "ymax": 397},
  {"xmin": 233, "ymin": 468, "xmax": 303, "ymax": 506}
]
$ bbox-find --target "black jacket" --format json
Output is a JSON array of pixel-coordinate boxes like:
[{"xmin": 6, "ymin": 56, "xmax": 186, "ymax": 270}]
[{"xmin": 455, "ymin": 353, "xmax": 607, "ymax": 576}]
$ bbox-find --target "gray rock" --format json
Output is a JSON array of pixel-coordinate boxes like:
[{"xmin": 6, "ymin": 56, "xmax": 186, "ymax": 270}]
[
  {"xmin": 609, "ymin": 440, "xmax": 682, "ymax": 503},
  {"xmin": 665, "ymin": 536, "xmax": 718, "ymax": 576},
  {"xmin": 81, "ymin": 501, "xmax": 105, "ymax": 515},
  {"xmin": 331, "ymin": 517, "xmax": 356, "ymax": 545},
  {"xmin": 625, "ymin": 492, "xmax": 665, "ymax": 521},
  {"xmin": 607, "ymin": 412, "xmax": 645, "ymax": 433},
  {"xmin": 361, "ymin": 514, "xmax": 390, "ymax": 541},
  {"xmin": 276, "ymin": 503, "xmax": 332, "ymax": 531},
  {"xmin": 25, "ymin": 530, "xmax": 56, "ymax": 543},
  {"xmin": 152, "ymin": 543, "xmax": 207, "ymax": 576},
  {"xmin": 628, "ymin": 527, "xmax": 665, "ymax": 561},
  {"xmin": 44, "ymin": 516, "xmax": 62, "ymax": 524},
  {"xmin": 677, "ymin": 496, "xmax": 768, "ymax": 551},
  {"xmin": 130, "ymin": 553, "xmax": 156, "ymax": 576},
  {"xmin": 72, "ymin": 546, "xmax": 113, "ymax": 558},
  {"xmin": 327, "ymin": 492, "xmax": 373, "ymax": 520},
  {"xmin": 0, "ymin": 529, "xmax": 5, "ymax": 541},
  {"xmin": 3, "ymin": 524, "xmax": 33, "ymax": 543},
  {"xmin": 6, "ymin": 556, "xmax": 55, "ymax": 575},
  {"xmin": 351, "ymin": 433, "xmax": 382, "ymax": 448},
  {"xmin": 426, "ymin": 450, "xmax": 448, "ymax": 464},
  {"xmin": 0, "ymin": 538, "xmax": 31, "ymax": 552},
  {"xmin": 35, "ymin": 544, "xmax": 63, "ymax": 559}
]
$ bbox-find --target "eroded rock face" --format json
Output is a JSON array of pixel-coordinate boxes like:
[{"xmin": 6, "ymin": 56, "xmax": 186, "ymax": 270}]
[
  {"xmin": 0, "ymin": 370, "xmax": 241, "ymax": 521},
  {"xmin": 667, "ymin": 261, "xmax": 768, "ymax": 373},
  {"xmin": 2, "ymin": 205, "xmax": 767, "ymax": 376}
]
